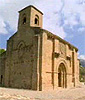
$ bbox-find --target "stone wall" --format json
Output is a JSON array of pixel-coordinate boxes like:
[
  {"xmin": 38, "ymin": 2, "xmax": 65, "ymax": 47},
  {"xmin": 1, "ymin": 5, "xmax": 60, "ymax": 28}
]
[
  {"xmin": 4, "ymin": 5, "xmax": 43, "ymax": 90},
  {"xmin": 0, "ymin": 52, "xmax": 6, "ymax": 85},
  {"xmin": 41, "ymin": 31, "xmax": 79, "ymax": 90},
  {"xmin": 1, "ymin": 5, "xmax": 79, "ymax": 91},
  {"xmin": 5, "ymin": 28, "xmax": 38, "ymax": 90}
]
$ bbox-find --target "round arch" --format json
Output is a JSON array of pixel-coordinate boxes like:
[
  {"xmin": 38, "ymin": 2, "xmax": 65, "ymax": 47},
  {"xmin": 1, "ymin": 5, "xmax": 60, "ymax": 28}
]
[
  {"xmin": 56, "ymin": 59, "xmax": 68, "ymax": 88},
  {"xmin": 56, "ymin": 58, "xmax": 68, "ymax": 72},
  {"xmin": 34, "ymin": 15, "xmax": 39, "ymax": 25}
]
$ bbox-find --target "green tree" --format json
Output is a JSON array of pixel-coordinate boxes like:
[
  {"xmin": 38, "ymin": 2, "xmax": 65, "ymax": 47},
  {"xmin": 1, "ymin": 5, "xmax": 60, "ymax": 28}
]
[
  {"xmin": 0, "ymin": 49, "xmax": 5, "ymax": 55},
  {"xmin": 79, "ymin": 65, "xmax": 85, "ymax": 82}
]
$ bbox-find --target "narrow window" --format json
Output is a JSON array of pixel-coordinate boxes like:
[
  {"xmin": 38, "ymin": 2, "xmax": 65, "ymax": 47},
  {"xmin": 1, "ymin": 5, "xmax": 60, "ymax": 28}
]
[
  {"xmin": 35, "ymin": 18, "xmax": 38, "ymax": 24},
  {"xmin": 35, "ymin": 15, "xmax": 39, "ymax": 25},
  {"xmin": 23, "ymin": 17, "xmax": 26, "ymax": 24},
  {"xmin": 22, "ymin": 14, "xmax": 26, "ymax": 25}
]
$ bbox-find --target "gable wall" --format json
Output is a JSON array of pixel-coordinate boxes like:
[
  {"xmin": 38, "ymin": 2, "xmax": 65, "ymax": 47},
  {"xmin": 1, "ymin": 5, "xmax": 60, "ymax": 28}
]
[{"xmin": 5, "ymin": 28, "xmax": 39, "ymax": 90}]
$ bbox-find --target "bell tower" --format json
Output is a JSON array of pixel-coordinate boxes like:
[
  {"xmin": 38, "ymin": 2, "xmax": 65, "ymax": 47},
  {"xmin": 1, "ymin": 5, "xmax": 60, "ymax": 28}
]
[{"xmin": 18, "ymin": 5, "xmax": 43, "ymax": 30}]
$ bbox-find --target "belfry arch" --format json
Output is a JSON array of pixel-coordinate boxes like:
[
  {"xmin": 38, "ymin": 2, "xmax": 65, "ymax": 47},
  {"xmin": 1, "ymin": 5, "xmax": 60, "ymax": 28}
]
[{"xmin": 58, "ymin": 63, "xmax": 67, "ymax": 88}]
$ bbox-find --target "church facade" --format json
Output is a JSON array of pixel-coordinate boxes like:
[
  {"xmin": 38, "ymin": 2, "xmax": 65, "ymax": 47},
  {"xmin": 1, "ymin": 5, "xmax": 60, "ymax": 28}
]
[{"xmin": 0, "ymin": 5, "xmax": 79, "ymax": 91}]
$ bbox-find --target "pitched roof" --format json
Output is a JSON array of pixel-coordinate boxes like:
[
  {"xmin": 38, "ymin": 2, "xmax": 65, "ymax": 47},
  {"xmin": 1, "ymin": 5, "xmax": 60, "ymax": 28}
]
[
  {"xmin": 19, "ymin": 5, "xmax": 43, "ymax": 15},
  {"xmin": 32, "ymin": 27, "xmax": 78, "ymax": 51}
]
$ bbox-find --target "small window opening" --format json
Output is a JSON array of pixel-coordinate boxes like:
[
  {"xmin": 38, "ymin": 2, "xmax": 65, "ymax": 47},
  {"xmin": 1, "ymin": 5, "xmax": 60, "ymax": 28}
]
[
  {"xmin": 35, "ymin": 18, "xmax": 38, "ymax": 24},
  {"xmin": 23, "ymin": 17, "xmax": 26, "ymax": 24},
  {"xmin": 35, "ymin": 15, "xmax": 39, "ymax": 25}
]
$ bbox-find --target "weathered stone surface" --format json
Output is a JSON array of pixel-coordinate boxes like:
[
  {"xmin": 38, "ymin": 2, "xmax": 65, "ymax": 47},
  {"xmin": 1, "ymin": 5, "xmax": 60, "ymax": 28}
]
[{"xmin": 0, "ymin": 5, "xmax": 79, "ymax": 91}]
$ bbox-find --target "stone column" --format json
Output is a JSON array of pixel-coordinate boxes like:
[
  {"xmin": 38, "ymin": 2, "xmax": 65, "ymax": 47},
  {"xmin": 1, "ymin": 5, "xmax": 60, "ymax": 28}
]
[
  {"xmin": 32, "ymin": 34, "xmax": 40, "ymax": 90},
  {"xmin": 77, "ymin": 59, "xmax": 80, "ymax": 84},
  {"xmin": 72, "ymin": 48, "xmax": 77, "ymax": 87},
  {"xmin": 54, "ymin": 39, "xmax": 59, "ymax": 89},
  {"xmin": 74, "ymin": 50, "xmax": 79, "ymax": 86},
  {"xmin": 55, "ymin": 39, "xmax": 59, "ymax": 53},
  {"xmin": 66, "ymin": 44, "xmax": 69, "ymax": 57}
]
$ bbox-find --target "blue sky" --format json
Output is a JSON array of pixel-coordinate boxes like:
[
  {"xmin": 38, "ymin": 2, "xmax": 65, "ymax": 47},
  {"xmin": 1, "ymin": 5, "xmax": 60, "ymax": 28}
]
[{"xmin": 0, "ymin": 0, "xmax": 85, "ymax": 60}]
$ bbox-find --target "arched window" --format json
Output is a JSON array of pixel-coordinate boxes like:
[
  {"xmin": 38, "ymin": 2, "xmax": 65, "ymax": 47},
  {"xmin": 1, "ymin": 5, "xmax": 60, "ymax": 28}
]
[
  {"xmin": 23, "ymin": 17, "xmax": 26, "ymax": 24},
  {"xmin": 35, "ymin": 15, "xmax": 39, "ymax": 25},
  {"xmin": 22, "ymin": 14, "xmax": 26, "ymax": 24}
]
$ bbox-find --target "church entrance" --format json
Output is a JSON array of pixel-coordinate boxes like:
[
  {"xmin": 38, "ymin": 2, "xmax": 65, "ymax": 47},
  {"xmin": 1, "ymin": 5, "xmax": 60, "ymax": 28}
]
[{"xmin": 58, "ymin": 63, "xmax": 67, "ymax": 88}]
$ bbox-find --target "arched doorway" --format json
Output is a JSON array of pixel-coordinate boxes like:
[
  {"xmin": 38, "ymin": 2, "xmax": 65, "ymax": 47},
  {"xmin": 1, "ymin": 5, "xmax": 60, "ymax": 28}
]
[{"xmin": 58, "ymin": 63, "xmax": 67, "ymax": 88}]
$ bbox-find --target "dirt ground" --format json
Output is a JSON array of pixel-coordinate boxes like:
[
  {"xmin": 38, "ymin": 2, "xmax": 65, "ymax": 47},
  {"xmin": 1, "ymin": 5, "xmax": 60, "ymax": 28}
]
[{"xmin": 0, "ymin": 84, "xmax": 85, "ymax": 100}]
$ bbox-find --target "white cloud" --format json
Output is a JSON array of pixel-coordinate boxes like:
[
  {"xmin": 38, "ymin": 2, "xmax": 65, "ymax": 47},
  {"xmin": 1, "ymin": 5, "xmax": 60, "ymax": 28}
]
[
  {"xmin": 44, "ymin": 24, "xmax": 66, "ymax": 39},
  {"xmin": 79, "ymin": 55, "xmax": 85, "ymax": 60},
  {"xmin": 0, "ymin": 0, "xmax": 66, "ymax": 38},
  {"xmin": 62, "ymin": 0, "xmax": 85, "ymax": 27},
  {"xmin": 0, "ymin": 0, "xmax": 85, "ymax": 57},
  {"xmin": 55, "ymin": 26, "xmax": 66, "ymax": 38},
  {"xmin": 0, "ymin": 0, "xmax": 38, "ymax": 34},
  {"xmin": 78, "ymin": 52, "xmax": 85, "ymax": 60},
  {"xmin": 78, "ymin": 27, "xmax": 85, "ymax": 32},
  {"xmin": 64, "ymin": 14, "xmax": 79, "ymax": 26},
  {"xmin": 0, "ymin": 16, "xmax": 8, "ymax": 34},
  {"xmin": 0, "ymin": 0, "xmax": 85, "ymax": 38}
]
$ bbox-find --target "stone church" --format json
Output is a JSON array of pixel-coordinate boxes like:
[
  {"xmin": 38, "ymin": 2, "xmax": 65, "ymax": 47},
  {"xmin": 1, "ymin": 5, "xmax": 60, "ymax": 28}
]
[{"xmin": 0, "ymin": 5, "xmax": 79, "ymax": 91}]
